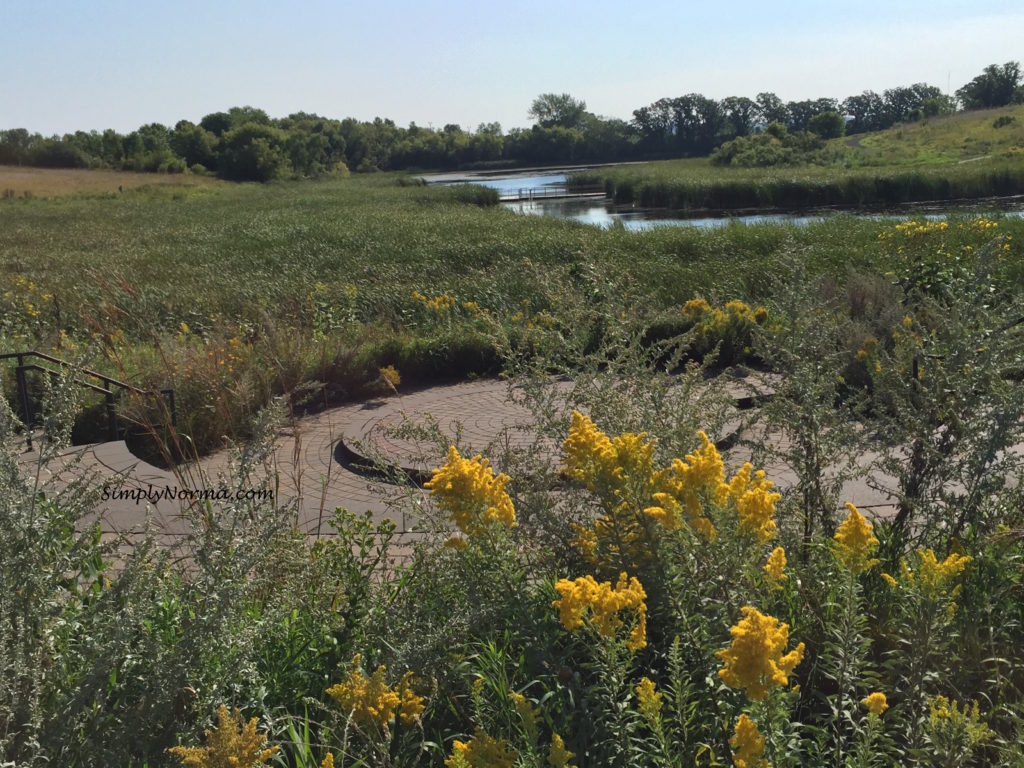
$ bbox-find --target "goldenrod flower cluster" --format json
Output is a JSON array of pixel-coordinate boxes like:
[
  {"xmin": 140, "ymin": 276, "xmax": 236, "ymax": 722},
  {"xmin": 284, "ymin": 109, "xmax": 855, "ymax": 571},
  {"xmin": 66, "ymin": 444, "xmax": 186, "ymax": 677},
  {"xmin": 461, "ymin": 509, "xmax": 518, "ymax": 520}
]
[
  {"xmin": 763, "ymin": 546, "xmax": 787, "ymax": 585},
  {"xmin": 564, "ymin": 414, "xmax": 782, "ymax": 568},
  {"xmin": 928, "ymin": 696, "xmax": 993, "ymax": 746},
  {"xmin": 900, "ymin": 549, "xmax": 972, "ymax": 598},
  {"xmin": 652, "ymin": 430, "xmax": 729, "ymax": 539},
  {"xmin": 379, "ymin": 365, "xmax": 401, "ymax": 389},
  {"xmin": 682, "ymin": 296, "xmax": 714, "ymax": 322},
  {"xmin": 681, "ymin": 297, "xmax": 768, "ymax": 359},
  {"xmin": 411, "ymin": 290, "xmax": 457, "ymax": 313},
  {"xmin": 562, "ymin": 410, "xmax": 655, "ymax": 496},
  {"xmin": 730, "ymin": 713, "xmax": 769, "ymax": 768},
  {"xmin": 856, "ymin": 335, "xmax": 879, "ymax": 361},
  {"xmin": 326, "ymin": 655, "xmax": 425, "ymax": 729},
  {"xmin": 880, "ymin": 220, "xmax": 949, "ymax": 240},
  {"xmin": 426, "ymin": 446, "xmax": 516, "ymax": 536},
  {"xmin": 683, "ymin": 297, "xmax": 768, "ymax": 328},
  {"xmin": 862, "ymin": 691, "xmax": 888, "ymax": 716},
  {"xmin": 635, "ymin": 677, "xmax": 663, "ymax": 722},
  {"xmin": 728, "ymin": 463, "xmax": 781, "ymax": 543},
  {"xmin": 547, "ymin": 734, "xmax": 576, "ymax": 768},
  {"xmin": 3, "ymin": 274, "xmax": 54, "ymax": 322},
  {"xmin": 833, "ymin": 503, "xmax": 880, "ymax": 574},
  {"xmin": 962, "ymin": 217, "xmax": 998, "ymax": 232},
  {"xmin": 717, "ymin": 606, "xmax": 805, "ymax": 701},
  {"xmin": 445, "ymin": 727, "xmax": 518, "ymax": 768},
  {"xmin": 167, "ymin": 705, "xmax": 279, "ymax": 768},
  {"xmin": 553, "ymin": 572, "xmax": 648, "ymax": 651}
]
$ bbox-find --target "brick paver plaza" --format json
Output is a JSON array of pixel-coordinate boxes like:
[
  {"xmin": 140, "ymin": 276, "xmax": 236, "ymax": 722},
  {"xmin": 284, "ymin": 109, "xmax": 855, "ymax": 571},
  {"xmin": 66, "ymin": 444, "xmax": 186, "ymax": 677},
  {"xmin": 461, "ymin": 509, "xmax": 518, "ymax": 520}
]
[{"xmin": 17, "ymin": 377, "xmax": 900, "ymax": 544}]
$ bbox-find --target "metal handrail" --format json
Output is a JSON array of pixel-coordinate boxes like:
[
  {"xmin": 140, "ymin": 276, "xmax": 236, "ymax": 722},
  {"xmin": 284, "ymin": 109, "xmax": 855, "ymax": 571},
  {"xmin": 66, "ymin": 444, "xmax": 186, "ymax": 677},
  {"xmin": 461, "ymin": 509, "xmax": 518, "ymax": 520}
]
[
  {"xmin": 1, "ymin": 350, "xmax": 176, "ymax": 450},
  {"xmin": 498, "ymin": 184, "xmax": 606, "ymax": 202}
]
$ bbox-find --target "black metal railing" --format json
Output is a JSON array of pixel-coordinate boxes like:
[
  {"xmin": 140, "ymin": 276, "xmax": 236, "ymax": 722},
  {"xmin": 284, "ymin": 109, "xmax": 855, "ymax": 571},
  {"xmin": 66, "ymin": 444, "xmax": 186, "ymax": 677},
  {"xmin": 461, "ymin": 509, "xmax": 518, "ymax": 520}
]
[
  {"xmin": 0, "ymin": 351, "xmax": 176, "ymax": 450},
  {"xmin": 498, "ymin": 184, "xmax": 606, "ymax": 202}
]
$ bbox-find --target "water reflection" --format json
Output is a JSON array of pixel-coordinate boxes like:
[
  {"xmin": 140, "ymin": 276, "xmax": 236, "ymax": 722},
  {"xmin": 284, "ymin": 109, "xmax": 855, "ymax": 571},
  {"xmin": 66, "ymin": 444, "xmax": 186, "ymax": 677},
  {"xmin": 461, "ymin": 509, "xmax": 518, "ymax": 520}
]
[{"xmin": 504, "ymin": 198, "xmax": 828, "ymax": 230}]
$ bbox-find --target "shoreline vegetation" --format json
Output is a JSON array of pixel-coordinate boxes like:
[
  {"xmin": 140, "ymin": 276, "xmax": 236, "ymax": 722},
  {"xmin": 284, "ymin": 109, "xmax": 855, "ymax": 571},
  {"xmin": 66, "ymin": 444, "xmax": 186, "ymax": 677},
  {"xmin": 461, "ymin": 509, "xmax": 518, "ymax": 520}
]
[{"xmin": 569, "ymin": 156, "xmax": 1024, "ymax": 213}]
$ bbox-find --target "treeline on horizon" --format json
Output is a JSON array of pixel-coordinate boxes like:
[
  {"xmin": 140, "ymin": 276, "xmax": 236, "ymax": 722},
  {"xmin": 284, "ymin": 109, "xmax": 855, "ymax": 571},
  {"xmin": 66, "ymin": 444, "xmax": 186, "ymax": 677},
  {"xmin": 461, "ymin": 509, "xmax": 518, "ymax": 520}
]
[{"xmin": 1, "ymin": 61, "xmax": 1021, "ymax": 182}]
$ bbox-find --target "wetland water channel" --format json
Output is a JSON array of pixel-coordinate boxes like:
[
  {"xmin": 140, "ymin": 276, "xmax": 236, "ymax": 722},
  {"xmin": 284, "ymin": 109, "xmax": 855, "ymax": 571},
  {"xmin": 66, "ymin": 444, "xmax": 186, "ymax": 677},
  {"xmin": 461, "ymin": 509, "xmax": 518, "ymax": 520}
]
[{"xmin": 423, "ymin": 168, "xmax": 1024, "ymax": 231}]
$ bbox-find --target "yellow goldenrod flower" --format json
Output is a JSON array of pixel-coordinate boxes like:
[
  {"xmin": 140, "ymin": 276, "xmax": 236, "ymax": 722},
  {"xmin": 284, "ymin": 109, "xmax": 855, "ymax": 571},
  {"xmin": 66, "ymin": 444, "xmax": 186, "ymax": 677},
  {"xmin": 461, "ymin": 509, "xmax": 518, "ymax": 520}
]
[
  {"xmin": 445, "ymin": 727, "xmax": 517, "ymax": 768},
  {"xmin": 321, "ymin": 753, "xmax": 335, "ymax": 768},
  {"xmin": 426, "ymin": 293, "xmax": 456, "ymax": 313},
  {"xmin": 833, "ymin": 503, "xmax": 880, "ymax": 574},
  {"xmin": 862, "ymin": 691, "xmax": 888, "ymax": 716},
  {"xmin": 326, "ymin": 656, "xmax": 424, "ymax": 729},
  {"xmin": 547, "ymin": 733, "xmax": 576, "ymax": 768},
  {"xmin": 562, "ymin": 410, "xmax": 654, "ymax": 495},
  {"xmin": 730, "ymin": 714, "xmax": 769, "ymax": 768},
  {"xmin": 553, "ymin": 572, "xmax": 648, "ymax": 651},
  {"xmin": 717, "ymin": 606, "xmax": 805, "ymax": 701},
  {"xmin": 379, "ymin": 365, "xmax": 401, "ymax": 389},
  {"xmin": 635, "ymin": 677, "xmax": 663, "ymax": 722},
  {"xmin": 763, "ymin": 546, "xmax": 787, "ymax": 585},
  {"xmin": 927, "ymin": 696, "xmax": 993, "ymax": 746},
  {"xmin": 682, "ymin": 296, "xmax": 713, "ymax": 322},
  {"xmin": 656, "ymin": 431, "xmax": 728, "ymax": 539},
  {"xmin": 167, "ymin": 705, "xmax": 279, "ymax": 767},
  {"xmin": 903, "ymin": 549, "xmax": 972, "ymax": 598},
  {"xmin": 426, "ymin": 446, "xmax": 516, "ymax": 536},
  {"xmin": 510, "ymin": 692, "xmax": 539, "ymax": 740},
  {"xmin": 729, "ymin": 464, "xmax": 780, "ymax": 542}
]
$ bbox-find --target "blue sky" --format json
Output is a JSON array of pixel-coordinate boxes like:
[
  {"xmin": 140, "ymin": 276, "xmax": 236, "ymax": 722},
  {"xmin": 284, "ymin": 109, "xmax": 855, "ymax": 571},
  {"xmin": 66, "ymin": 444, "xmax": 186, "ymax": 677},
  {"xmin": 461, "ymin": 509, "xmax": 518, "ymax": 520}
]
[{"xmin": 1, "ymin": 0, "xmax": 1021, "ymax": 135}]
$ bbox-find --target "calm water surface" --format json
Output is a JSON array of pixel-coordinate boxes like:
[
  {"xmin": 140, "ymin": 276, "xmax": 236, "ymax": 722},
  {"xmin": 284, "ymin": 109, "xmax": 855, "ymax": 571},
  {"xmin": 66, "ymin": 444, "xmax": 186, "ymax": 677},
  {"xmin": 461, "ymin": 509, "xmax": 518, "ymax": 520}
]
[{"xmin": 425, "ymin": 170, "xmax": 1024, "ymax": 231}]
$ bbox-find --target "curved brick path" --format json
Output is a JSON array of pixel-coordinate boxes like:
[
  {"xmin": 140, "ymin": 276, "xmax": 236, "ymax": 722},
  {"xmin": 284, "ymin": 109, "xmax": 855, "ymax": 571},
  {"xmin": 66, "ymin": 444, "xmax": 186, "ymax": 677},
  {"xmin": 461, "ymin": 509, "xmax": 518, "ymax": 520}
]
[{"xmin": 17, "ymin": 376, "xmax": 899, "ymax": 543}]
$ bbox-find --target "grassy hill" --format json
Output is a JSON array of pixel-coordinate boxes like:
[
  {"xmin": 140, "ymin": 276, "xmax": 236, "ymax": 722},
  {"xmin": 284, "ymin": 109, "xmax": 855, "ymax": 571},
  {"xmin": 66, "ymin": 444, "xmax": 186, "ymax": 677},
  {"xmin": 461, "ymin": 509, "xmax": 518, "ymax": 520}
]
[
  {"xmin": 570, "ymin": 107, "xmax": 1024, "ymax": 211},
  {"xmin": 843, "ymin": 104, "xmax": 1024, "ymax": 166}
]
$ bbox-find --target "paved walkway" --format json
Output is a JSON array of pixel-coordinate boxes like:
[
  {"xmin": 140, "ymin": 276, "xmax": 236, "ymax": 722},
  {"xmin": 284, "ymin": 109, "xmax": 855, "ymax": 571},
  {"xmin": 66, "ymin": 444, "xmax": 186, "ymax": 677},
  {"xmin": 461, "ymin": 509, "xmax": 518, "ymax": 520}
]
[{"xmin": 16, "ymin": 376, "xmax": 900, "ymax": 543}]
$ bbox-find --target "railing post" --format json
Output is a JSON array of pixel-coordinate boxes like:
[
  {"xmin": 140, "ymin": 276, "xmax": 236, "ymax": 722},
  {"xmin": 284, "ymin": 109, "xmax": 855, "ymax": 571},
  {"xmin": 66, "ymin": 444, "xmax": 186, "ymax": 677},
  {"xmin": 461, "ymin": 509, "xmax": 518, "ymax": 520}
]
[{"xmin": 15, "ymin": 357, "xmax": 33, "ymax": 451}]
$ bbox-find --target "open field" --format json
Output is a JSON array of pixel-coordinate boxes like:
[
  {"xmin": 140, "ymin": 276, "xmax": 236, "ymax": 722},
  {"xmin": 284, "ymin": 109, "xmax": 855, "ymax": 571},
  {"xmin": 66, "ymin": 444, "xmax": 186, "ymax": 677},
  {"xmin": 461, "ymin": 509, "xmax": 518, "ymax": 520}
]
[{"xmin": 0, "ymin": 164, "xmax": 222, "ymax": 198}]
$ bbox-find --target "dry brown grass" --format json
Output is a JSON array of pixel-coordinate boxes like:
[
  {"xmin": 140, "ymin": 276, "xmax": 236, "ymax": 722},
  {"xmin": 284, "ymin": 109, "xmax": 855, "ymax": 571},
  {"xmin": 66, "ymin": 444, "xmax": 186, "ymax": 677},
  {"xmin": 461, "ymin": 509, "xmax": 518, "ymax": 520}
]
[{"xmin": 0, "ymin": 165, "xmax": 221, "ymax": 198}]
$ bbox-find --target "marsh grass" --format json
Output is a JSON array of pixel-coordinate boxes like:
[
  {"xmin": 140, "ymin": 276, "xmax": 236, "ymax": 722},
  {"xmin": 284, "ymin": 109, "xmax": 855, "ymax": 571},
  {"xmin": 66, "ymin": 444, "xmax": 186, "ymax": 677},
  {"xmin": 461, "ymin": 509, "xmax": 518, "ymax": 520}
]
[
  {"xmin": 572, "ymin": 157, "xmax": 1024, "ymax": 211},
  {"xmin": 3, "ymin": 171, "xmax": 1024, "ymax": 454}
]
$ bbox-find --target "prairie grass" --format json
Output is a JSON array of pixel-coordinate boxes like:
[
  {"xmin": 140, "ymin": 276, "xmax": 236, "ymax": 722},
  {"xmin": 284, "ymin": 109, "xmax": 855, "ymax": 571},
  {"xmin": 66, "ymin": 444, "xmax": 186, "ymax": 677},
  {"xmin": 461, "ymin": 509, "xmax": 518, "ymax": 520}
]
[{"xmin": 0, "ymin": 164, "xmax": 221, "ymax": 198}]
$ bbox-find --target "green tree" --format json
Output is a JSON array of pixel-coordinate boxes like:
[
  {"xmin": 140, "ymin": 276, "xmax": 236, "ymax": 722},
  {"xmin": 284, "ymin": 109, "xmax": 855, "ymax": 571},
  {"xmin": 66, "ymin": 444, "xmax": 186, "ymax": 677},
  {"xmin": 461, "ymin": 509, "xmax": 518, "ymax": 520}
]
[
  {"xmin": 528, "ymin": 93, "xmax": 587, "ymax": 130},
  {"xmin": 720, "ymin": 95, "xmax": 759, "ymax": 138},
  {"xmin": 956, "ymin": 62, "xmax": 1021, "ymax": 109},
  {"xmin": 842, "ymin": 91, "xmax": 885, "ymax": 133},
  {"xmin": 170, "ymin": 120, "xmax": 218, "ymax": 168},
  {"xmin": 218, "ymin": 123, "xmax": 288, "ymax": 181},
  {"xmin": 755, "ymin": 91, "xmax": 790, "ymax": 126},
  {"xmin": 0, "ymin": 128, "xmax": 34, "ymax": 164},
  {"xmin": 807, "ymin": 111, "xmax": 846, "ymax": 139}
]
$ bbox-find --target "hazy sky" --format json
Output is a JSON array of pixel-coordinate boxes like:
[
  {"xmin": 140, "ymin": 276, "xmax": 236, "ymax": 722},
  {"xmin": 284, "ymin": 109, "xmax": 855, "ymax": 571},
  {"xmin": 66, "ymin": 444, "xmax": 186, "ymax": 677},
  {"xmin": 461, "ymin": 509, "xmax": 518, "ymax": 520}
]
[{"xmin": 2, "ymin": 0, "xmax": 1021, "ymax": 135}]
